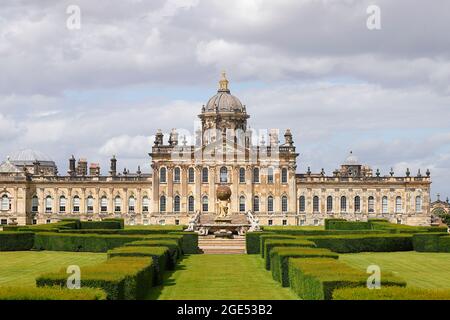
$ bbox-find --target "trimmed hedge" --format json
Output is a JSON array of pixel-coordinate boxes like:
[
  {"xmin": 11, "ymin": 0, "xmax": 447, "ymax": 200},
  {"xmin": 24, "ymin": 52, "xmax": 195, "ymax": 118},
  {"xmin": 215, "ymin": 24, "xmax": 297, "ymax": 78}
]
[
  {"xmin": 0, "ymin": 286, "xmax": 106, "ymax": 300},
  {"xmin": 125, "ymin": 240, "xmax": 181, "ymax": 261},
  {"xmin": 412, "ymin": 233, "xmax": 449, "ymax": 252},
  {"xmin": 307, "ymin": 234, "xmax": 413, "ymax": 253},
  {"xmin": 325, "ymin": 219, "xmax": 371, "ymax": 231},
  {"xmin": 370, "ymin": 221, "xmax": 447, "ymax": 234},
  {"xmin": 169, "ymin": 231, "xmax": 198, "ymax": 254},
  {"xmin": 438, "ymin": 236, "xmax": 450, "ymax": 252},
  {"xmin": 107, "ymin": 246, "xmax": 169, "ymax": 284},
  {"xmin": 80, "ymin": 221, "xmax": 122, "ymax": 230},
  {"xmin": 9, "ymin": 220, "xmax": 79, "ymax": 233},
  {"xmin": 333, "ymin": 286, "xmax": 450, "ymax": 300},
  {"xmin": 37, "ymin": 256, "xmax": 154, "ymax": 300},
  {"xmin": 33, "ymin": 232, "xmax": 183, "ymax": 252},
  {"xmin": 246, "ymin": 232, "xmax": 272, "ymax": 254},
  {"xmin": 103, "ymin": 218, "xmax": 124, "ymax": 229},
  {"xmin": 125, "ymin": 225, "xmax": 186, "ymax": 233},
  {"xmin": 270, "ymin": 247, "xmax": 338, "ymax": 287},
  {"xmin": 0, "ymin": 232, "xmax": 34, "ymax": 251},
  {"xmin": 288, "ymin": 258, "xmax": 406, "ymax": 300},
  {"xmin": 260, "ymin": 234, "xmax": 297, "ymax": 258},
  {"xmin": 263, "ymin": 239, "xmax": 316, "ymax": 269}
]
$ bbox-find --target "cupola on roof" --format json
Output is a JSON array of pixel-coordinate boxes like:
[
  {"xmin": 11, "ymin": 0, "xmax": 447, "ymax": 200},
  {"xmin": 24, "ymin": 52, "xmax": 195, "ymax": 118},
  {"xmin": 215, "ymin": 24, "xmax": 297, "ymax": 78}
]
[{"xmin": 203, "ymin": 72, "xmax": 245, "ymax": 113}]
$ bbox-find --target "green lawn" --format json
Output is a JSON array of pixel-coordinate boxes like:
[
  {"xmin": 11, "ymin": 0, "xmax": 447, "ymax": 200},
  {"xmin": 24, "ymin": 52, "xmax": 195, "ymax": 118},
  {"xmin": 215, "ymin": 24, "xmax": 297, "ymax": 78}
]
[
  {"xmin": 340, "ymin": 251, "xmax": 450, "ymax": 289},
  {"xmin": 0, "ymin": 251, "xmax": 106, "ymax": 287},
  {"xmin": 148, "ymin": 254, "xmax": 299, "ymax": 300}
]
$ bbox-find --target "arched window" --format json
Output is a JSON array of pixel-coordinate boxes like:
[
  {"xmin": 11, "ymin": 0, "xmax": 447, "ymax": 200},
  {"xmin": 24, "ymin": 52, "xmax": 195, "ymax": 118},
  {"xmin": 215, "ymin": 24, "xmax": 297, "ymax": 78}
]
[
  {"xmin": 100, "ymin": 196, "xmax": 108, "ymax": 213},
  {"xmin": 267, "ymin": 167, "xmax": 274, "ymax": 184},
  {"xmin": 73, "ymin": 196, "xmax": 80, "ymax": 213},
  {"xmin": 174, "ymin": 167, "xmax": 181, "ymax": 183},
  {"xmin": 281, "ymin": 168, "xmax": 288, "ymax": 183},
  {"xmin": 415, "ymin": 196, "xmax": 422, "ymax": 213},
  {"xmin": 128, "ymin": 196, "xmax": 136, "ymax": 212},
  {"xmin": 299, "ymin": 196, "xmax": 305, "ymax": 212},
  {"xmin": 202, "ymin": 167, "xmax": 208, "ymax": 183},
  {"xmin": 220, "ymin": 166, "xmax": 228, "ymax": 183},
  {"xmin": 174, "ymin": 195, "xmax": 180, "ymax": 212},
  {"xmin": 253, "ymin": 167, "xmax": 260, "ymax": 183},
  {"xmin": 31, "ymin": 195, "xmax": 38, "ymax": 212},
  {"xmin": 160, "ymin": 195, "xmax": 166, "ymax": 212},
  {"xmin": 313, "ymin": 196, "xmax": 319, "ymax": 212},
  {"xmin": 327, "ymin": 196, "xmax": 333, "ymax": 213},
  {"xmin": 1, "ymin": 195, "xmax": 10, "ymax": 211},
  {"xmin": 59, "ymin": 196, "xmax": 66, "ymax": 213},
  {"xmin": 188, "ymin": 196, "xmax": 194, "ymax": 212},
  {"xmin": 86, "ymin": 196, "xmax": 94, "ymax": 213},
  {"xmin": 202, "ymin": 196, "xmax": 208, "ymax": 212},
  {"xmin": 188, "ymin": 168, "xmax": 195, "ymax": 183},
  {"xmin": 253, "ymin": 196, "xmax": 260, "ymax": 212},
  {"xmin": 268, "ymin": 196, "xmax": 274, "ymax": 213},
  {"xmin": 354, "ymin": 196, "xmax": 361, "ymax": 213},
  {"xmin": 142, "ymin": 196, "xmax": 149, "ymax": 212},
  {"xmin": 340, "ymin": 196, "xmax": 347, "ymax": 212},
  {"xmin": 160, "ymin": 167, "xmax": 167, "ymax": 183},
  {"xmin": 45, "ymin": 196, "xmax": 52, "ymax": 213},
  {"xmin": 239, "ymin": 196, "xmax": 246, "ymax": 212},
  {"xmin": 282, "ymin": 196, "xmax": 288, "ymax": 212},
  {"xmin": 395, "ymin": 196, "xmax": 402, "ymax": 213},
  {"xmin": 368, "ymin": 196, "xmax": 375, "ymax": 213},
  {"xmin": 114, "ymin": 196, "xmax": 122, "ymax": 213},
  {"xmin": 239, "ymin": 167, "xmax": 246, "ymax": 183},
  {"xmin": 382, "ymin": 196, "xmax": 388, "ymax": 213}
]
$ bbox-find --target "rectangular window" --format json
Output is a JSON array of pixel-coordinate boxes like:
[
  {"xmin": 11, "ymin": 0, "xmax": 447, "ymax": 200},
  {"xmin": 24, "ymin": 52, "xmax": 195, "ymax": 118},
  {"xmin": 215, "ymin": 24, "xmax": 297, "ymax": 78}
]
[
  {"xmin": 268, "ymin": 219, "xmax": 273, "ymax": 226},
  {"xmin": 175, "ymin": 219, "xmax": 180, "ymax": 225},
  {"xmin": 32, "ymin": 219, "xmax": 37, "ymax": 225},
  {"xmin": 300, "ymin": 219, "xmax": 305, "ymax": 226},
  {"xmin": 46, "ymin": 219, "xmax": 51, "ymax": 224},
  {"xmin": 282, "ymin": 219, "xmax": 287, "ymax": 226},
  {"xmin": 0, "ymin": 219, "xmax": 7, "ymax": 225}
]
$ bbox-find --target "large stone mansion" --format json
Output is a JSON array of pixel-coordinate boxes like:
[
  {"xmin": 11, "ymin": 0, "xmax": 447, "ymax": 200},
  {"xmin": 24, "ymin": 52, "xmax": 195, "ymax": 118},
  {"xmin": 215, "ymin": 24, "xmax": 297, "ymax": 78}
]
[{"xmin": 0, "ymin": 73, "xmax": 432, "ymax": 227}]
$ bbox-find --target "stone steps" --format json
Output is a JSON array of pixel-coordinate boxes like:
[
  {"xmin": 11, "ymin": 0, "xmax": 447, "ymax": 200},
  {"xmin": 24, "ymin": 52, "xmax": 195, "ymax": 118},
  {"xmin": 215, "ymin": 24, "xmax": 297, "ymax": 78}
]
[{"xmin": 198, "ymin": 237, "xmax": 246, "ymax": 254}]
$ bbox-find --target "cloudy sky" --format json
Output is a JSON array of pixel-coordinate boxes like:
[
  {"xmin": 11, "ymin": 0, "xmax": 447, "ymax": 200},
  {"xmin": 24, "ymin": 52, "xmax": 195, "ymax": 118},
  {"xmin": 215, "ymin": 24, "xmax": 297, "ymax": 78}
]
[{"xmin": 1, "ymin": 0, "xmax": 449, "ymax": 199}]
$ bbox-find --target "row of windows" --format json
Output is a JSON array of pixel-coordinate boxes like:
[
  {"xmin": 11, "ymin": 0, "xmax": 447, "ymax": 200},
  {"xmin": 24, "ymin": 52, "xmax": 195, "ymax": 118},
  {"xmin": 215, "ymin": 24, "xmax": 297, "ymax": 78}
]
[
  {"xmin": 31, "ymin": 195, "xmax": 150, "ymax": 213},
  {"xmin": 159, "ymin": 167, "xmax": 289, "ymax": 184},
  {"xmin": 158, "ymin": 195, "xmax": 289, "ymax": 213},
  {"xmin": 298, "ymin": 195, "xmax": 423, "ymax": 213}
]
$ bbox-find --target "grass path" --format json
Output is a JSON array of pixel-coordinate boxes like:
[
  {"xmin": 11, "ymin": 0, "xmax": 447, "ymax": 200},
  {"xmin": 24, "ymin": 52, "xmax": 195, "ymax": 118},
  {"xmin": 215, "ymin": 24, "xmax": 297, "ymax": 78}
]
[
  {"xmin": 0, "ymin": 251, "xmax": 106, "ymax": 287},
  {"xmin": 340, "ymin": 251, "xmax": 450, "ymax": 289},
  {"xmin": 148, "ymin": 254, "xmax": 298, "ymax": 300}
]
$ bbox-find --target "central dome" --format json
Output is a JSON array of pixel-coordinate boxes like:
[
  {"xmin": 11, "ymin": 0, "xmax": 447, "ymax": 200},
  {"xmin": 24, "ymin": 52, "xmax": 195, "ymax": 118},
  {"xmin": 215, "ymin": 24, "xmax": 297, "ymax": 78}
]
[{"xmin": 203, "ymin": 72, "xmax": 245, "ymax": 113}]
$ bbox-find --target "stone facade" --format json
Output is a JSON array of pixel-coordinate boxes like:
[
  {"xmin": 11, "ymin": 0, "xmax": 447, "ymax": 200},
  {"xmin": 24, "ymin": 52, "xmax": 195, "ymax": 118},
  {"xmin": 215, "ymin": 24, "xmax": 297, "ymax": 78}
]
[{"xmin": 0, "ymin": 73, "xmax": 432, "ymax": 227}]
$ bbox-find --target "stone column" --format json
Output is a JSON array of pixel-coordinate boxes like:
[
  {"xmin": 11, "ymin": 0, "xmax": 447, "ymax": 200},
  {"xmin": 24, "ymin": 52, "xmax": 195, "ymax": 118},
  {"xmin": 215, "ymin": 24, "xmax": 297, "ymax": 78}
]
[
  {"xmin": 152, "ymin": 166, "xmax": 159, "ymax": 213},
  {"xmin": 167, "ymin": 167, "xmax": 173, "ymax": 213},
  {"xmin": 195, "ymin": 165, "xmax": 201, "ymax": 212},
  {"xmin": 181, "ymin": 167, "xmax": 188, "ymax": 212}
]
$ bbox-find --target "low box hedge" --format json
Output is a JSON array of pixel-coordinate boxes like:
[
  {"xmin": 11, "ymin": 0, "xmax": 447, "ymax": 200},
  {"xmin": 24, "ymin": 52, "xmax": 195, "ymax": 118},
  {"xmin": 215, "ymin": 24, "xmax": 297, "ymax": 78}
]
[
  {"xmin": 370, "ymin": 221, "xmax": 447, "ymax": 234},
  {"xmin": 325, "ymin": 219, "xmax": 371, "ymax": 231},
  {"xmin": 307, "ymin": 234, "xmax": 413, "ymax": 253},
  {"xmin": 288, "ymin": 258, "xmax": 406, "ymax": 300},
  {"xmin": 246, "ymin": 232, "xmax": 273, "ymax": 254},
  {"xmin": 412, "ymin": 232, "xmax": 449, "ymax": 252},
  {"xmin": 36, "ymin": 256, "xmax": 154, "ymax": 300},
  {"xmin": 263, "ymin": 239, "xmax": 316, "ymax": 269},
  {"xmin": 103, "ymin": 218, "xmax": 124, "ymax": 229},
  {"xmin": 125, "ymin": 240, "xmax": 181, "ymax": 261},
  {"xmin": 33, "ymin": 232, "xmax": 183, "ymax": 252},
  {"xmin": 438, "ymin": 236, "xmax": 450, "ymax": 252},
  {"xmin": 271, "ymin": 247, "xmax": 338, "ymax": 287},
  {"xmin": 260, "ymin": 234, "xmax": 298, "ymax": 258},
  {"xmin": 0, "ymin": 286, "xmax": 106, "ymax": 300},
  {"xmin": 124, "ymin": 225, "xmax": 186, "ymax": 233},
  {"xmin": 107, "ymin": 246, "xmax": 169, "ymax": 284},
  {"xmin": 80, "ymin": 221, "xmax": 122, "ymax": 230},
  {"xmin": 169, "ymin": 231, "xmax": 198, "ymax": 254},
  {"xmin": 0, "ymin": 232, "xmax": 35, "ymax": 251},
  {"xmin": 333, "ymin": 286, "xmax": 450, "ymax": 300}
]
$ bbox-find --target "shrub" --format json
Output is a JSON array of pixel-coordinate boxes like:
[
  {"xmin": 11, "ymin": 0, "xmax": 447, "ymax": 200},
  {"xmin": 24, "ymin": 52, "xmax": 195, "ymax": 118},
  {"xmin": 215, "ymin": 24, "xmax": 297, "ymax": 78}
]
[
  {"xmin": 307, "ymin": 234, "xmax": 413, "ymax": 253},
  {"xmin": 107, "ymin": 246, "xmax": 169, "ymax": 284},
  {"xmin": 438, "ymin": 236, "xmax": 450, "ymax": 252},
  {"xmin": 80, "ymin": 221, "xmax": 122, "ymax": 230},
  {"xmin": 103, "ymin": 218, "xmax": 124, "ymax": 229},
  {"xmin": 260, "ymin": 234, "xmax": 297, "ymax": 258},
  {"xmin": 270, "ymin": 247, "xmax": 338, "ymax": 287},
  {"xmin": 0, "ymin": 286, "xmax": 106, "ymax": 300},
  {"xmin": 246, "ymin": 232, "xmax": 273, "ymax": 254},
  {"xmin": 37, "ymin": 256, "xmax": 153, "ymax": 300},
  {"xmin": 125, "ymin": 240, "xmax": 181, "ymax": 261},
  {"xmin": 333, "ymin": 286, "xmax": 450, "ymax": 300},
  {"xmin": 325, "ymin": 219, "xmax": 371, "ymax": 230},
  {"xmin": 0, "ymin": 232, "xmax": 34, "ymax": 251},
  {"xmin": 124, "ymin": 225, "xmax": 186, "ymax": 233},
  {"xmin": 412, "ymin": 233, "xmax": 448, "ymax": 252},
  {"xmin": 370, "ymin": 221, "xmax": 447, "ymax": 233},
  {"xmin": 169, "ymin": 231, "xmax": 198, "ymax": 254},
  {"xmin": 288, "ymin": 258, "xmax": 406, "ymax": 300},
  {"xmin": 263, "ymin": 239, "xmax": 316, "ymax": 269},
  {"xmin": 33, "ymin": 232, "xmax": 183, "ymax": 252}
]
